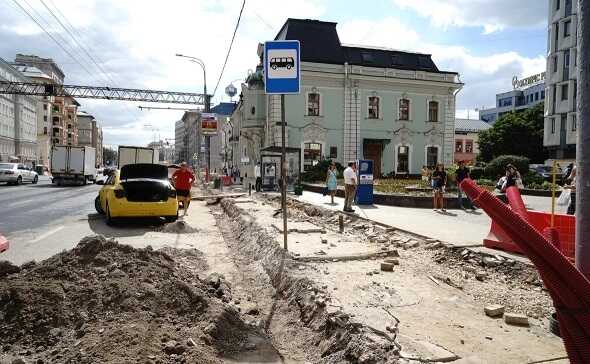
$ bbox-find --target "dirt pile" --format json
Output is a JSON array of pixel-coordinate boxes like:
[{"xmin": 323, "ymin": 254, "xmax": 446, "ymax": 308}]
[{"xmin": 0, "ymin": 235, "xmax": 256, "ymax": 364}]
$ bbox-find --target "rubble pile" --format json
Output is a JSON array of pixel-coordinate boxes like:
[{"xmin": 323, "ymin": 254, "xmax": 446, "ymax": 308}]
[{"xmin": 0, "ymin": 235, "xmax": 256, "ymax": 364}]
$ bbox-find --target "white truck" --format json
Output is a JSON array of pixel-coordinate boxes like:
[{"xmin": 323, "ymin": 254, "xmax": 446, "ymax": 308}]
[
  {"xmin": 51, "ymin": 145, "xmax": 97, "ymax": 186},
  {"xmin": 117, "ymin": 146, "xmax": 159, "ymax": 169}
]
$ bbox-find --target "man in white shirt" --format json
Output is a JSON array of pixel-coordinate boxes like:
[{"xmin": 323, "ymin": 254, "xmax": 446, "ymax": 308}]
[
  {"xmin": 254, "ymin": 162, "xmax": 262, "ymax": 192},
  {"xmin": 343, "ymin": 161, "xmax": 357, "ymax": 212}
]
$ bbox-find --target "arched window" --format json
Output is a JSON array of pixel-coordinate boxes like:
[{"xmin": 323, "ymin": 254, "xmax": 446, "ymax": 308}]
[
  {"xmin": 368, "ymin": 96, "xmax": 380, "ymax": 119},
  {"xmin": 399, "ymin": 99, "xmax": 410, "ymax": 121},
  {"xmin": 428, "ymin": 101, "xmax": 439, "ymax": 122}
]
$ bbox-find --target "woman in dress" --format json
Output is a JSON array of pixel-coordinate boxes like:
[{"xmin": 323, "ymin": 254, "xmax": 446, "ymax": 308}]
[{"xmin": 326, "ymin": 162, "xmax": 338, "ymax": 205}]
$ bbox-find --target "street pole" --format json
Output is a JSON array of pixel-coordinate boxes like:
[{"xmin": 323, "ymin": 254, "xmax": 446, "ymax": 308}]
[
  {"xmin": 281, "ymin": 94, "xmax": 288, "ymax": 251},
  {"xmin": 577, "ymin": 0, "xmax": 590, "ymax": 278}
]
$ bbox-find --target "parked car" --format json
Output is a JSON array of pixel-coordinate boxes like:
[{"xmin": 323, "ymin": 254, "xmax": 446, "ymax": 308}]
[
  {"xmin": 530, "ymin": 165, "xmax": 563, "ymax": 183},
  {"xmin": 0, "ymin": 163, "xmax": 38, "ymax": 185},
  {"xmin": 95, "ymin": 163, "xmax": 178, "ymax": 225},
  {"xmin": 0, "ymin": 233, "xmax": 9, "ymax": 253}
]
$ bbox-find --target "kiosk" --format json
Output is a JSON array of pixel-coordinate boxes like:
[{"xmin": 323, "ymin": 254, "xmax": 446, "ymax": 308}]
[{"xmin": 355, "ymin": 159, "xmax": 374, "ymax": 205}]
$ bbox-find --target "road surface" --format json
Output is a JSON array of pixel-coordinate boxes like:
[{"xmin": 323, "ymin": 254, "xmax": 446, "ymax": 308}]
[{"xmin": 0, "ymin": 177, "xmax": 165, "ymax": 265}]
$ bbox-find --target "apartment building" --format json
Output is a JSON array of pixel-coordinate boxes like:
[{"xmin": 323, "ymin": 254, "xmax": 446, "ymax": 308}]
[
  {"xmin": 77, "ymin": 111, "xmax": 104, "ymax": 167},
  {"xmin": 0, "ymin": 58, "xmax": 37, "ymax": 164},
  {"xmin": 545, "ymin": 0, "xmax": 578, "ymax": 159}
]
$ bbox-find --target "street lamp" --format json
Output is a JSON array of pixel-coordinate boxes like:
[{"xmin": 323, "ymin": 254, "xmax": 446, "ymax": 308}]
[{"xmin": 176, "ymin": 53, "xmax": 211, "ymax": 175}]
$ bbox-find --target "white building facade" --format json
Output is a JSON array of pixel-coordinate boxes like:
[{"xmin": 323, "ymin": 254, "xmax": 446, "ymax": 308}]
[{"xmin": 0, "ymin": 58, "xmax": 37, "ymax": 164}]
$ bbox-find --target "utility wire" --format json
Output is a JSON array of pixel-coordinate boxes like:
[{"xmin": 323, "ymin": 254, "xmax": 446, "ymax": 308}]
[
  {"xmin": 39, "ymin": 0, "xmax": 113, "ymax": 86},
  {"xmin": 40, "ymin": 0, "xmax": 141, "ymax": 118},
  {"xmin": 11, "ymin": 0, "xmax": 95, "ymax": 79},
  {"xmin": 213, "ymin": 0, "xmax": 245, "ymax": 97}
]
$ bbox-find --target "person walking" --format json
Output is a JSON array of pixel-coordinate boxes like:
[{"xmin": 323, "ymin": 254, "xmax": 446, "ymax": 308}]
[
  {"xmin": 343, "ymin": 161, "xmax": 357, "ymax": 212},
  {"xmin": 456, "ymin": 161, "xmax": 475, "ymax": 210},
  {"xmin": 567, "ymin": 164, "xmax": 577, "ymax": 215},
  {"xmin": 254, "ymin": 162, "xmax": 262, "ymax": 192},
  {"xmin": 172, "ymin": 162, "xmax": 195, "ymax": 217},
  {"xmin": 502, "ymin": 164, "xmax": 522, "ymax": 192},
  {"xmin": 432, "ymin": 163, "xmax": 447, "ymax": 212},
  {"xmin": 325, "ymin": 162, "xmax": 338, "ymax": 205}
]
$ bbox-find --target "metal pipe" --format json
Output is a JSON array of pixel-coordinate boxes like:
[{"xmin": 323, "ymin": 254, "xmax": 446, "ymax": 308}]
[
  {"xmin": 577, "ymin": 0, "xmax": 590, "ymax": 278},
  {"xmin": 281, "ymin": 94, "xmax": 288, "ymax": 251},
  {"xmin": 551, "ymin": 160, "xmax": 557, "ymax": 227}
]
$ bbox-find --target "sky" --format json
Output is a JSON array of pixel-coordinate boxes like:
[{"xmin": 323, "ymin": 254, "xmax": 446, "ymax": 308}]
[{"xmin": 0, "ymin": 0, "xmax": 549, "ymax": 147}]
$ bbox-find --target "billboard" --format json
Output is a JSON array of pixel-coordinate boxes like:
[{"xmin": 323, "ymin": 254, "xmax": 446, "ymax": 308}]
[{"xmin": 201, "ymin": 113, "xmax": 218, "ymax": 135}]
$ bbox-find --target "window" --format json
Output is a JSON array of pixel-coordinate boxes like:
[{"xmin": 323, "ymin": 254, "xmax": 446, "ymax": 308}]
[
  {"xmin": 426, "ymin": 146, "xmax": 438, "ymax": 168},
  {"xmin": 556, "ymin": 0, "xmax": 560, "ymax": 10},
  {"xmin": 572, "ymin": 114, "xmax": 577, "ymax": 131},
  {"xmin": 397, "ymin": 146, "xmax": 409, "ymax": 173},
  {"xmin": 455, "ymin": 141, "xmax": 463, "ymax": 153},
  {"xmin": 361, "ymin": 52, "xmax": 374, "ymax": 63},
  {"xmin": 43, "ymin": 115, "xmax": 47, "ymax": 122},
  {"xmin": 307, "ymin": 93, "xmax": 320, "ymax": 116},
  {"xmin": 555, "ymin": 23, "xmax": 559, "ymax": 49},
  {"xmin": 329, "ymin": 146, "xmax": 337, "ymax": 159},
  {"xmin": 428, "ymin": 101, "xmax": 438, "ymax": 122},
  {"xmin": 541, "ymin": 90, "xmax": 545, "ymax": 99},
  {"xmin": 399, "ymin": 99, "xmax": 410, "ymax": 120},
  {"xmin": 574, "ymin": 80, "xmax": 578, "ymax": 101},
  {"xmin": 368, "ymin": 96, "xmax": 380, "ymax": 119},
  {"xmin": 43, "ymin": 127, "xmax": 47, "ymax": 135},
  {"xmin": 303, "ymin": 143, "xmax": 322, "ymax": 171},
  {"xmin": 43, "ymin": 104, "xmax": 47, "ymax": 110},
  {"xmin": 553, "ymin": 55, "xmax": 558, "ymax": 73},
  {"xmin": 566, "ymin": 0, "xmax": 572, "ymax": 16},
  {"xmin": 465, "ymin": 141, "xmax": 474, "ymax": 153},
  {"xmin": 562, "ymin": 84, "xmax": 569, "ymax": 100},
  {"xmin": 250, "ymin": 106, "xmax": 255, "ymax": 115},
  {"xmin": 553, "ymin": 86, "xmax": 557, "ymax": 111},
  {"xmin": 564, "ymin": 49, "xmax": 570, "ymax": 80},
  {"xmin": 564, "ymin": 20, "xmax": 571, "ymax": 37},
  {"xmin": 498, "ymin": 97, "xmax": 512, "ymax": 107},
  {"xmin": 535, "ymin": 92, "xmax": 539, "ymax": 101},
  {"xmin": 551, "ymin": 118, "xmax": 556, "ymax": 134}
]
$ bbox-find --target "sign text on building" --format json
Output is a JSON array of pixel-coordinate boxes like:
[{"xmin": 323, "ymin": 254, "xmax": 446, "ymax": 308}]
[
  {"xmin": 200, "ymin": 113, "xmax": 218, "ymax": 135},
  {"xmin": 512, "ymin": 72, "xmax": 546, "ymax": 90}
]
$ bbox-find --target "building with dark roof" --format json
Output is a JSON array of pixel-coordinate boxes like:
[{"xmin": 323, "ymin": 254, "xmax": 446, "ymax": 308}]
[{"xmin": 230, "ymin": 18, "xmax": 462, "ymax": 180}]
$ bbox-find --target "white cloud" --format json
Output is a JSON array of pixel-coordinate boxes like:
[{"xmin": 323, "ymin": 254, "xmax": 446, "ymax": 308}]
[
  {"xmin": 338, "ymin": 17, "xmax": 546, "ymax": 114},
  {"xmin": 0, "ymin": 0, "xmax": 327, "ymax": 146},
  {"xmin": 392, "ymin": 0, "xmax": 547, "ymax": 34}
]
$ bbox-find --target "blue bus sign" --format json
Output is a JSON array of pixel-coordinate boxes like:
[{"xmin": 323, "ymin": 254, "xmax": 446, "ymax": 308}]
[{"xmin": 264, "ymin": 40, "xmax": 300, "ymax": 94}]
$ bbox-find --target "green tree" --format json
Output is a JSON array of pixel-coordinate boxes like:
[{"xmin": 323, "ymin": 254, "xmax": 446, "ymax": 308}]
[
  {"xmin": 102, "ymin": 147, "xmax": 118, "ymax": 166},
  {"xmin": 478, "ymin": 103, "xmax": 547, "ymax": 163}
]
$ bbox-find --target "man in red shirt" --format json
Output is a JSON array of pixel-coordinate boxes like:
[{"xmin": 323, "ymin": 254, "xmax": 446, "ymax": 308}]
[{"xmin": 172, "ymin": 162, "xmax": 195, "ymax": 216}]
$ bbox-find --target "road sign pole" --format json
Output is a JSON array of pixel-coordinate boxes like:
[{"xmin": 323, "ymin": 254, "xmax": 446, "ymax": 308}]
[
  {"xmin": 264, "ymin": 40, "xmax": 300, "ymax": 252},
  {"xmin": 281, "ymin": 94, "xmax": 288, "ymax": 251}
]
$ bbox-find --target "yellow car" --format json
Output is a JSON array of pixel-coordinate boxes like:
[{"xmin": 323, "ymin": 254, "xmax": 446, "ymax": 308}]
[{"xmin": 95, "ymin": 163, "xmax": 178, "ymax": 224}]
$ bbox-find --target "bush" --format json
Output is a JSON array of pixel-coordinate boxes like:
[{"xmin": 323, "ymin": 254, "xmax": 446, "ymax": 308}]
[
  {"xmin": 301, "ymin": 159, "xmax": 344, "ymax": 182},
  {"xmin": 523, "ymin": 171, "xmax": 545, "ymax": 187},
  {"xmin": 477, "ymin": 178, "xmax": 496, "ymax": 186},
  {"xmin": 484, "ymin": 155, "xmax": 530, "ymax": 179},
  {"xmin": 470, "ymin": 166, "xmax": 485, "ymax": 180}
]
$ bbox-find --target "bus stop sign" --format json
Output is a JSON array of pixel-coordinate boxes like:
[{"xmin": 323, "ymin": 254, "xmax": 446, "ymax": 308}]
[{"xmin": 264, "ymin": 40, "xmax": 300, "ymax": 94}]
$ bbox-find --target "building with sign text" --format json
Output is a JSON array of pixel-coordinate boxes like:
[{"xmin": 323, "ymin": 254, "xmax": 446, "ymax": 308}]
[
  {"xmin": 479, "ymin": 72, "xmax": 545, "ymax": 124},
  {"xmin": 229, "ymin": 18, "xmax": 462, "ymax": 180}
]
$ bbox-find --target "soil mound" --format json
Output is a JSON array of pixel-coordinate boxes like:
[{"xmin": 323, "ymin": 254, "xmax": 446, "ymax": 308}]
[{"xmin": 0, "ymin": 235, "xmax": 253, "ymax": 364}]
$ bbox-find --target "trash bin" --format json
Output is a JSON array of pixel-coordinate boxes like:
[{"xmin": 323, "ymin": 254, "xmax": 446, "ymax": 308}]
[{"xmin": 213, "ymin": 177, "xmax": 221, "ymax": 189}]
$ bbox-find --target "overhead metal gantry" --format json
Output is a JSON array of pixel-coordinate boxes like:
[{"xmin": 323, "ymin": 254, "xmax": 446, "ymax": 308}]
[{"xmin": 0, "ymin": 81, "xmax": 206, "ymax": 105}]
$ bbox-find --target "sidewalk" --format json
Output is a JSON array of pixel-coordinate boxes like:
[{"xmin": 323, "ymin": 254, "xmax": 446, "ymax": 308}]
[{"xmin": 295, "ymin": 190, "xmax": 567, "ymax": 252}]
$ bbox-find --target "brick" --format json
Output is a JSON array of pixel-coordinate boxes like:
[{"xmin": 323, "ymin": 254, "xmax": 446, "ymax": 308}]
[
  {"xmin": 384, "ymin": 258, "xmax": 400, "ymax": 265},
  {"xmin": 380, "ymin": 262, "xmax": 394, "ymax": 272},
  {"xmin": 484, "ymin": 304, "xmax": 505, "ymax": 318},
  {"xmin": 504, "ymin": 313, "xmax": 529, "ymax": 326}
]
